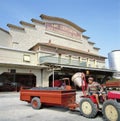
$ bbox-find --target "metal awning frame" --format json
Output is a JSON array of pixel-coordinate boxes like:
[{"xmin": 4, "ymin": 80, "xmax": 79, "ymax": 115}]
[{"xmin": 42, "ymin": 62, "xmax": 116, "ymax": 73}]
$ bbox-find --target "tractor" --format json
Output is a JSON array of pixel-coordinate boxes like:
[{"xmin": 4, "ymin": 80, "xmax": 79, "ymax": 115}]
[
  {"xmin": 72, "ymin": 72, "xmax": 120, "ymax": 121},
  {"xmin": 20, "ymin": 72, "xmax": 120, "ymax": 121}
]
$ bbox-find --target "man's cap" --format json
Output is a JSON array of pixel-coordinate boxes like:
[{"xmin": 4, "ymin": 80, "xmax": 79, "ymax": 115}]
[{"xmin": 88, "ymin": 76, "xmax": 94, "ymax": 80}]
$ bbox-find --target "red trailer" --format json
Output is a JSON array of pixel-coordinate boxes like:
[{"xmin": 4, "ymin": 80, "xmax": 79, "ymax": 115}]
[
  {"xmin": 104, "ymin": 80, "xmax": 120, "ymax": 90},
  {"xmin": 20, "ymin": 87, "xmax": 77, "ymax": 110}
]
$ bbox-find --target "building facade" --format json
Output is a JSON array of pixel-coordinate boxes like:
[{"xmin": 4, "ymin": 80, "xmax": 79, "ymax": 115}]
[{"xmin": 0, "ymin": 14, "xmax": 112, "ymax": 91}]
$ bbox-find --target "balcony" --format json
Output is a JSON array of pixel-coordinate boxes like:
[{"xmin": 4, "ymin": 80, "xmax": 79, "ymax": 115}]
[{"xmin": 39, "ymin": 56, "xmax": 87, "ymax": 67}]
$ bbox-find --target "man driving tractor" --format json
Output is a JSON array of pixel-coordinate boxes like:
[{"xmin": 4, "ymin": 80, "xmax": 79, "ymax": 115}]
[{"xmin": 86, "ymin": 76, "xmax": 104, "ymax": 108}]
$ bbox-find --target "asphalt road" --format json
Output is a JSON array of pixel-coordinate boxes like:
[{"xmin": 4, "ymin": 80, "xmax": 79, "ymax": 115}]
[{"xmin": 0, "ymin": 92, "xmax": 104, "ymax": 121}]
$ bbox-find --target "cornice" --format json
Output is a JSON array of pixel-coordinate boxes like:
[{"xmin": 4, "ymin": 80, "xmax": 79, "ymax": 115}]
[
  {"xmin": 31, "ymin": 18, "xmax": 45, "ymax": 25},
  {"xmin": 31, "ymin": 43, "xmax": 106, "ymax": 59},
  {"xmin": 93, "ymin": 47, "xmax": 100, "ymax": 50},
  {"xmin": 0, "ymin": 27, "xmax": 10, "ymax": 34},
  {"xmin": 7, "ymin": 24, "xmax": 24, "ymax": 31},
  {"xmin": 83, "ymin": 35, "xmax": 90, "ymax": 39},
  {"xmin": 88, "ymin": 41, "xmax": 95, "ymax": 45},
  {"xmin": 20, "ymin": 21, "xmax": 35, "ymax": 28},
  {"xmin": 40, "ymin": 14, "xmax": 86, "ymax": 32}
]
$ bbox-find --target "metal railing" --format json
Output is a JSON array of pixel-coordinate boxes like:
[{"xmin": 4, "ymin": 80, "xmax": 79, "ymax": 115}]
[{"xmin": 39, "ymin": 56, "xmax": 87, "ymax": 67}]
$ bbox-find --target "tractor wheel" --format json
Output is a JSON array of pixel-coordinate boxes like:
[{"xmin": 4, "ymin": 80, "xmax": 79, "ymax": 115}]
[
  {"xmin": 31, "ymin": 97, "xmax": 41, "ymax": 109},
  {"xmin": 79, "ymin": 98, "xmax": 98, "ymax": 118},
  {"xmin": 102, "ymin": 100, "xmax": 120, "ymax": 121}
]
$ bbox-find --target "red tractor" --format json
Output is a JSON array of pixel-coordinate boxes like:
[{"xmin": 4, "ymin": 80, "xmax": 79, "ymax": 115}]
[{"xmin": 72, "ymin": 72, "xmax": 120, "ymax": 121}]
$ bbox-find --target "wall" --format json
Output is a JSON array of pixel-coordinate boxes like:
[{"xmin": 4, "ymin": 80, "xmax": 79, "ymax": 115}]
[
  {"xmin": 7, "ymin": 19, "xmax": 99, "ymax": 56},
  {"xmin": 0, "ymin": 29, "xmax": 12, "ymax": 47},
  {"xmin": 0, "ymin": 47, "xmax": 38, "ymax": 65}
]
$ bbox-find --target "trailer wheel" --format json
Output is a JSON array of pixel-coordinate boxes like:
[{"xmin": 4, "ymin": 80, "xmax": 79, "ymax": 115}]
[
  {"xmin": 79, "ymin": 98, "xmax": 98, "ymax": 118},
  {"xmin": 102, "ymin": 100, "xmax": 120, "ymax": 121},
  {"xmin": 31, "ymin": 97, "xmax": 41, "ymax": 109}
]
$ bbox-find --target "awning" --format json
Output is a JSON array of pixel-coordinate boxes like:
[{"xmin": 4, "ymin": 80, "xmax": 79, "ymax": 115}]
[
  {"xmin": 41, "ymin": 62, "xmax": 116, "ymax": 73},
  {"xmin": 61, "ymin": 64, "xmax": 115, "ymax": 73}
]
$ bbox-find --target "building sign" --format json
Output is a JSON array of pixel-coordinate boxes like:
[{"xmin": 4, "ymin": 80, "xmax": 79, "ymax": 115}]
[{"xmin": 45, "ymin": 23, "xmax": 81, "ymax": 40}]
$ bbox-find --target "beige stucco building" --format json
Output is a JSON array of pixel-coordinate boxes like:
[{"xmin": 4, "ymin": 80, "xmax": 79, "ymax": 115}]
[{"xmin": 0, "ymin": 14, "xmax": 112, "ymax": 91}]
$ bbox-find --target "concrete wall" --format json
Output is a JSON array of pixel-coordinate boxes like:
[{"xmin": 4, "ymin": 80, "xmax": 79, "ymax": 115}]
[
  {"xmin": 0, "ymin": 47, "xmax": 38, "ymax": 65},
  {"xmin": 8, "ymin": 23, "xmax": 46, "ymax": 51},
  {"xmin": 0, "ymin": 29, "xmax": 12, "ymax": 47}
]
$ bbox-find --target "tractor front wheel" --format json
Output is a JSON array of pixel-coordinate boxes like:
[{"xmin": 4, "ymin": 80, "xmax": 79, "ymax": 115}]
[
  {"xmin": 102, "ymin": 100, "xmax": 120, "ymax": 121},
  {"xmin": 79, "ymin": 98, "xmax": 98, "ymax": 118}
]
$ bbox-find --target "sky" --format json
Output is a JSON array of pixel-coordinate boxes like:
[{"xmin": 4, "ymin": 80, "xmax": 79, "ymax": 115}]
[{"xmin": 0, "ymin": 0, "xmax": 120, "ymax": 66}]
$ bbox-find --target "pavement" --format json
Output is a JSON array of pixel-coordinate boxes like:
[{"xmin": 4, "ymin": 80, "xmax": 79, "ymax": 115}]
[{"xmin": 0, "ymin": 91, "xmax": 104, "ymax": 121}]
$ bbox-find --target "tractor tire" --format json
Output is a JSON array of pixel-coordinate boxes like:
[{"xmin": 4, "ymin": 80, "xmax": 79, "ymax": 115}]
[
  {"xmin": 79, "ymin": 98, "xmax": 98, "ymax": 118},
  {"xmin": 31, "ymin": 97, "xmax": 41, "ymax": 110},
  {"xmin": 102, "ymin": 100, "xmax": 120, "ymax": 121}
]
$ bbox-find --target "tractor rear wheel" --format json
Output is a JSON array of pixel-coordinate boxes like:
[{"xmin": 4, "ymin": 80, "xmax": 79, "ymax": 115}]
[
  {"xmin": 31, "ymin": 97, "xmax": 41, "ymax": 109},
  {"xmin": 79, "ymin": 98, "xmax": 98, "ymax": 118},
  {"xmin": 102, "ymin": 100, "xmax": 120, "ymax": 121}
]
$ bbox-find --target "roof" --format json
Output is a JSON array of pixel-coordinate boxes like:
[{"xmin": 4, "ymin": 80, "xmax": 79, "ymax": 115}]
[
  {"xmin": 40, "ymin": 14, "xmax": 86, "ymax": 32},
  {"xmin": 111, "ymin": 50, "xmax": 120, "ymax": 52},
  {"xmin": 30, "ymin": 43, "xmax": 107, "ymax": 59}
]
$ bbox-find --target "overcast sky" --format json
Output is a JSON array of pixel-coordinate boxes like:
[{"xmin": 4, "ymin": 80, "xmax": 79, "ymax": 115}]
[{"xmin": 0, "ymin": 0, "xmax": 120, "ymax": 66}]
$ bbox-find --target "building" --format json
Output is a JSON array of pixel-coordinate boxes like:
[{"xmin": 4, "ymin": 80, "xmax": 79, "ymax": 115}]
[{"xmin": 0, "ymin": 14, "xmax": 113, "ymax": 91}]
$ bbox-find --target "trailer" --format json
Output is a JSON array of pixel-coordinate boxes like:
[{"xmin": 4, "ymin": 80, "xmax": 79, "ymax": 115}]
[
  {"xmin": 20, "ymin": 87, "xmax": 77, "ymax": 110},
  {"xmin": 104, "ymin": 80, "xmax": 120, "ymax": 90}
]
